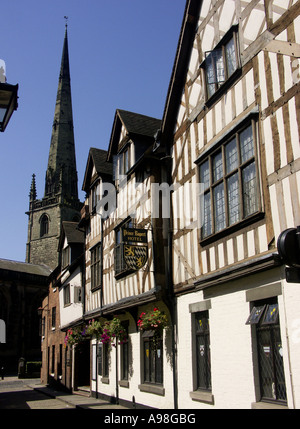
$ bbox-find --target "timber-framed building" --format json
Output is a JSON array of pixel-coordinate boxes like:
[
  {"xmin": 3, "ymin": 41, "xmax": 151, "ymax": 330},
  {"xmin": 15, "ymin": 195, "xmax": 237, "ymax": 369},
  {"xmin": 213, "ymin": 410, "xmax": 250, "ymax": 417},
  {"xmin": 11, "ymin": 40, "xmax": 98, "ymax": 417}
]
[
  {"xmin": 39, "ymin": 0, "xmax": 300, "ymax": 410},
  {"xmin": 161, "ymin": 0, "xmax": 300, "ymax": 409}
]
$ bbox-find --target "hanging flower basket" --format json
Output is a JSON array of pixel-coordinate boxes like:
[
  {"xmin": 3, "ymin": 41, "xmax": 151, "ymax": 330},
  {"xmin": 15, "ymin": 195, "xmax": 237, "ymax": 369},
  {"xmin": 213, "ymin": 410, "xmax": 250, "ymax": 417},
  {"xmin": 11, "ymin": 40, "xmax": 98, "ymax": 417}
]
[
  {"xmin": 64, "ymin": 318, "xmax": 128, "ymax": 348},
  {"xmin": 109, "ymin": 318, "xmax": 128, "ymax": 346},
  {"xmin": 101, "ymin": 321, "xmax": 112, "ymax": 346},
  {"xmin": 100, "ymin": 318, "xmax": 128, "ymax": 347},
  {"xmin": 64, "ymin": 326, "xmax": 87, "ymax": 347},
  {"xmin": 137, "ymin": 307, "xmax": 168, "ymax": 350},
  {"xmin": 137, "ymin": 307, "xmax": 168, "ymax": 333},
  {"xmin": 85, "ymin": 319, "xmax": 103, "ymax": 340}
]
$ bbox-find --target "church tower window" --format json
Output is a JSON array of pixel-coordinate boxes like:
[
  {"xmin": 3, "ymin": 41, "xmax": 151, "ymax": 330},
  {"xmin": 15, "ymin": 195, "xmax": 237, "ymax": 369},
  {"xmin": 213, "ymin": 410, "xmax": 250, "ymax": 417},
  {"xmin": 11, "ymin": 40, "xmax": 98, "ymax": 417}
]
[{"xmin": 40, "ymin": 214, "xmax": 49, "ymax": 237}]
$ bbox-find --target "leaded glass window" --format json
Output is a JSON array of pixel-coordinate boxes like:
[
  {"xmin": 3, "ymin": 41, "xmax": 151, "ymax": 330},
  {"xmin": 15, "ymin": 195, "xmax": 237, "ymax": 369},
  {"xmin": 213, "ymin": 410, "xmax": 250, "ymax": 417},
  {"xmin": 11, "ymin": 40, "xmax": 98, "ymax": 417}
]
[
  {"xmin": 143, "ymin": 331, "xmax": 163, "ymax": 385},
  {"xmin": 199, "ymin": 121, "xmax": 259, "ymax": 239},
  {"xmin": 203, "ymin": 29, "xmax": 239, "ymax": 99},
  {"xmin": 91, "ymin": 243, "xmax": 102, "ymax": 290},
  {"xmin": 246, "ymin": 299, "xmax": 287, "ymax": 403},
  {"xmin": 195, "ymin": 311, "xmax": 211, "ymax": 391}
]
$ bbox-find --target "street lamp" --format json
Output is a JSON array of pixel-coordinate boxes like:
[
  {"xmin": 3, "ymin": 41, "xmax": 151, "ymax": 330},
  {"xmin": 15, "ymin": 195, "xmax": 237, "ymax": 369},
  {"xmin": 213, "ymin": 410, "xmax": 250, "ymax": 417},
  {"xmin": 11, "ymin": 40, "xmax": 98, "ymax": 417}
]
[{"xmin": 0, "ymin": 82, "xmax": 18, "ymax": 132}]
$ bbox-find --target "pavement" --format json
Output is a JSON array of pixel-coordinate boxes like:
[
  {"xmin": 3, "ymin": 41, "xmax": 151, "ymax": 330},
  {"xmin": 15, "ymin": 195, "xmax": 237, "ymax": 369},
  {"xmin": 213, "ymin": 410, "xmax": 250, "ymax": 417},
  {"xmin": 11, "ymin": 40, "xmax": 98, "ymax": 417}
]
[{"xmin": 0, "ymin": 376, "xmax": 131, "ymax": 409}]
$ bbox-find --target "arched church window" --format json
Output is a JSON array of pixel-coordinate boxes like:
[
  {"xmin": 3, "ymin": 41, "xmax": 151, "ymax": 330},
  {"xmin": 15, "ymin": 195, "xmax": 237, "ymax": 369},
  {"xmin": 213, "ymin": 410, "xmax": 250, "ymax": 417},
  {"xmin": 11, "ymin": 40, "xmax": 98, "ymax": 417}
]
[{"xmin": 40, "ymin": 214, "xmax": 49, "ymax": 237}]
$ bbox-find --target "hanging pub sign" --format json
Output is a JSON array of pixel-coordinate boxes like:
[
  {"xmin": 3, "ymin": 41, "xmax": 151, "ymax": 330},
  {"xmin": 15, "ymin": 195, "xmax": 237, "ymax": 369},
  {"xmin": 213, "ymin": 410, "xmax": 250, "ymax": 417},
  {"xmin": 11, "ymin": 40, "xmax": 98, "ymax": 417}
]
[
  {"xmin": 122, "ymin": 227, "xmax": 148, "ymax": 244},
  {"xmin": 124, "ymin": 244, "xmax": 148, "ymax": 270}
]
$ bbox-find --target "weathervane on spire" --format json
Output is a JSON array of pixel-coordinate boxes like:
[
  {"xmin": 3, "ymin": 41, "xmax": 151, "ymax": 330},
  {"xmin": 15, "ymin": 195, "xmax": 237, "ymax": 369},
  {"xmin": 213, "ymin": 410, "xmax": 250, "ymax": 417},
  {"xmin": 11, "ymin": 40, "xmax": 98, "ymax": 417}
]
[{"xmin": 64, "ymin": 16, "xmax": 68, "ymax": 28}]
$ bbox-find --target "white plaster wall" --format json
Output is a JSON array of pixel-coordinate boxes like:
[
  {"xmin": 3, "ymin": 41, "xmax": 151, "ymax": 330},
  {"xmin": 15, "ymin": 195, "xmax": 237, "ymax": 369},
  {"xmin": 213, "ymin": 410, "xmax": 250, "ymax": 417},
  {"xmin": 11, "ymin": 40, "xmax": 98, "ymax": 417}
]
[
  {"xmin": 91, "ymin": 307, "xmax": 174, "ymax": 408},
  {"xmin": 59, "ymin": 267, "xmax": 83, "ymax": 328},
  {"xmin": 176, "ymin": 269, "xmax": 300, "ymax": 409}
]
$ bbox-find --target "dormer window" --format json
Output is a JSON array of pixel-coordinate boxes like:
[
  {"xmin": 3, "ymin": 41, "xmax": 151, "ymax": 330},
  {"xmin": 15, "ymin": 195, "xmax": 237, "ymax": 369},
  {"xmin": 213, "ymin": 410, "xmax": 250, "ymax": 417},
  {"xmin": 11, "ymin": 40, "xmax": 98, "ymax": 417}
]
[
  {"xmin": 62, "ymin": 245, "xmax": 70, "ymax": 269},
  {"xmin": 118, "ymin": 143, "xmax": 132, "ymax": 177},
  {"xmin": 91, "ymin": 181, "xmax": 100, "ymax": 211}
]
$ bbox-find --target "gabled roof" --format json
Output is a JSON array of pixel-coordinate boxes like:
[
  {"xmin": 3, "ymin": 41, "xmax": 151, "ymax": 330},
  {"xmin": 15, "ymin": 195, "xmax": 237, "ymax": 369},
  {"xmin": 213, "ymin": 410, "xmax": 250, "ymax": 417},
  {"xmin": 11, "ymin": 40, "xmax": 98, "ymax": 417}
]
[
  {"xmin": 117, "ymin": 109, "xmax": 161, "ymax": 138},
  {"xmin": 82, "ymin": 148, "xmax": 113, "ymax": 192},
  {"xmin": 161, "ymin": 0, "xmax": 202, "ymax": 144},
  {"xmin": 107, "ymin": 109, "xmax": 161, "ymax": 162},
  {"xmin": 58, "ymin": 221, "xmax": 85, "ymax": 250},
  {"xmin": 63, "ymin": 221, "xmax": 85, "ymax": 243}
]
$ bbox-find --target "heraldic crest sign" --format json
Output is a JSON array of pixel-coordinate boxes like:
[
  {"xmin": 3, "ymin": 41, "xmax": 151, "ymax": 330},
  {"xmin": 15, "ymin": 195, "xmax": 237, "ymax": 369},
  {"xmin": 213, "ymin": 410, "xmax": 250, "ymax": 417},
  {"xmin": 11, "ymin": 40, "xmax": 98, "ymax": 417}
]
[
  {"xmin": 124, "ymin": 244, "xmax": 148, "ymax": 270},
  {"xmin": 123, "ymin": 227, "xmax": 148, "ymax": 270}
]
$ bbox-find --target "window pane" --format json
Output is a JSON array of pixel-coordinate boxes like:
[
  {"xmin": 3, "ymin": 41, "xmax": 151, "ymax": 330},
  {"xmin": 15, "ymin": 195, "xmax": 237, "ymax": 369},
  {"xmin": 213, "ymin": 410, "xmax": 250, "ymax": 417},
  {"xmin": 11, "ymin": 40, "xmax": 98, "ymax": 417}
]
[
  {"xmin": 227, "ymin": 173, "xmax": 240, "ymax": 225},
  {"xmin": 118, "ymin": 154, "xmax": 123, "ymax": 176},
  {"xmin": 225, "ymin": 138, "xmax": 238, "ymax": 174},
  {"xmin": 225, "ymin": 37, "xmax": 237, "ymax": 77},
  {"xmin": 155, "ymin": 342, "xmax": 163, "ymax": 384},
  {"xmin": 195, "ymin": 312, "xmax": 211, "ymax": 390},
  {"xmin": 200, "ymin": 160, "xmax": 210, "ymax": 189},
  {"xmin": 64, "ymin": 285, "xmax": 70, "ymax": 306},
  {"xmin": 149, "ymin": 342, "xmax": 155, "ymax": 383},
  {"xmin": 144, "ymin": 340, "xmax": 150, "ymax": 382},
  {"xmin": 115, "ymin": 244, "xmax": 124, "ymax": 274},
  {"xmin": 206, "ymin": 55, "xmax": 216, "ymax": 98},
  {"xmin": 212, "ymin": 152, "xmax": 223, "ymax": 183},
  {"xmin": 245, "ymin": 305, "xmax": 266, "ymax": 325},
  {"xmin": 242, "ymin": 162, "xmax": 257, "ymax": 217},
  {"xmin": 116, "ymin": 229, "xmax": 121, "ymax": 244},
  {"xmin": 124, "ymin": 149, "xmax": 129, "ymax": 173},
  {"xmin": 240, "ymin": 125, "xmax": 254, "ymax": 163},
  {"xmin": 257, "ymin": 328, "xmax": 274, "ymax": 400},
  {"xmin": 205, "ymin": 49, "xmax": 224, "ymax": 96},
  {"xmin": 195, "ymin": 313, "xmax": 209, "ymax": 333},
  {"xmin": 214, "ymin": 49, "xmax": 225, "ymax": 85},
  {"xmin": 262, "ymin": 304, "xmax": 279, "ymax": 325},
  {"xmin": 202, "ymin": 192, "xmax": 212, "ymax": 237},
  {"xmin": 213, "ymin": 183, "xmax": 225, "ymax": 232},
  {"xmin": 274, "ymin": 329, "xmax": 287, "ymax": 401},
  {"xmin": 91, "ymin": 244, "xmax": 101, "ymax": 289}
]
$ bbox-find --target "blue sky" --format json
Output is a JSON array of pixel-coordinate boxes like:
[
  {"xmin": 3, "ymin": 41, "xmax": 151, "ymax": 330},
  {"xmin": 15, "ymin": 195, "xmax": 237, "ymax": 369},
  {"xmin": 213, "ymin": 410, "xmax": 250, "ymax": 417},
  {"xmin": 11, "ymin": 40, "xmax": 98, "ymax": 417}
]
[{"xmin": 0, "ymin": 0, "xmax": 186, "ymax": 262}]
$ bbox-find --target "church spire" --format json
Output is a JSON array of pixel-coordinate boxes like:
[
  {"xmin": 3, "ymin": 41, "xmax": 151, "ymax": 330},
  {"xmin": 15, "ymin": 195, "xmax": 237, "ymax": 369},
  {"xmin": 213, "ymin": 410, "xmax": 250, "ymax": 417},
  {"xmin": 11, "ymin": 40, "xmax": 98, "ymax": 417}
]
[
  {"xmin": 45, "ymin": 24, "xmax": 78, "ymax": 200},
  {"xmin": 26, "ymin": 22, "xmax": 82, "ymax": 270}
]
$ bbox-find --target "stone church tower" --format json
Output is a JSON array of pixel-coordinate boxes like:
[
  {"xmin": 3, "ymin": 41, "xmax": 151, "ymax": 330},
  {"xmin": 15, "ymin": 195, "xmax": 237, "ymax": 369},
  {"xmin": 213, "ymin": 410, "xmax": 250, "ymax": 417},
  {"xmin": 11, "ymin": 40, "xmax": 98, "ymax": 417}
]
[{"xmin": 26, "ymin": 25, "xmax": 82, "ymax": 270}]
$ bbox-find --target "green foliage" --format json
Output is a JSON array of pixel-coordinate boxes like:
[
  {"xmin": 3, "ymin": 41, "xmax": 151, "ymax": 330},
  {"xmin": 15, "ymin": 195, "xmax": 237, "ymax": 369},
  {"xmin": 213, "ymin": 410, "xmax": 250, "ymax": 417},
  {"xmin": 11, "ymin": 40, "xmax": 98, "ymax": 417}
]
[
  {"xmin": 26, "ymin": 361, "xmax": 42, "ymax": 374},
  {"xmin": 64, "ymin": 318, "xmax": 127, "ymax": 348},
  {"xmin": 64, "ymin": 326, "xmax": 87, "ymax": 347}
]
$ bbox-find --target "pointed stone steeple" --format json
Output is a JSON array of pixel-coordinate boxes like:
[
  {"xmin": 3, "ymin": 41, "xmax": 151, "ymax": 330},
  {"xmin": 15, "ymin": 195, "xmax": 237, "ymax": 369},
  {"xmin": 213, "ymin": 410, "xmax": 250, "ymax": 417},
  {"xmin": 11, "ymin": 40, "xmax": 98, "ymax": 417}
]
[
  {"xmin": 26, "ymin": 25, "xmax": 82, "ymax": 270},
  {"xmin": 45, "ymin": 24, "xmax": 78, "ymax": 200}
]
